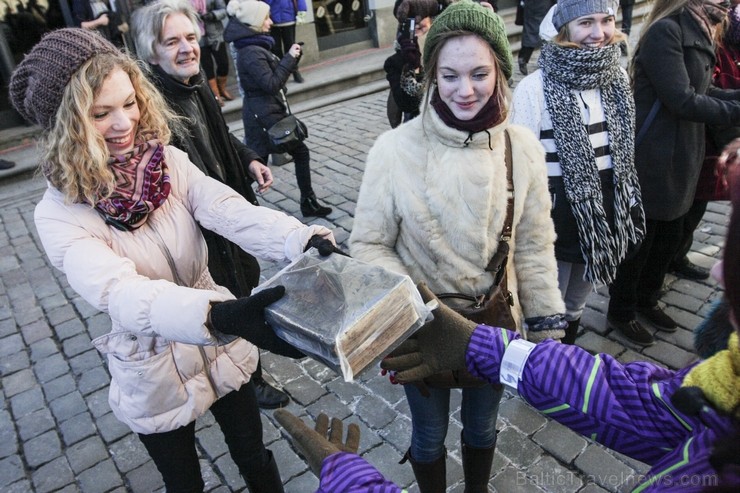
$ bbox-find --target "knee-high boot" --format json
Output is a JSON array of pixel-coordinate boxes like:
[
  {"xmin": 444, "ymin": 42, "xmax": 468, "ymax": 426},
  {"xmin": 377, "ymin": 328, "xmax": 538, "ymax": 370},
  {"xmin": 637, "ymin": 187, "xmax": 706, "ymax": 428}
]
[
  {"xmin": 403, "ymin": 449, "xmax": 446, "ymax": 493},
  {"xmin": 207, "ymin": 78, "xmax": 224, "ymax": 107},
  {"xmin": 216, "ymin": 76, "xmax": 235, "ymax": 101},
  {"xmin": 461, "ymin": 433, "xmax": 496, "ymax": 493},
  {"xmin": 562, "ymin": 318, "xmax": 581, "ymax": 345},
  {"xmin": 242, "ymin": 450, "xmax": 285, "ymax": 493}
]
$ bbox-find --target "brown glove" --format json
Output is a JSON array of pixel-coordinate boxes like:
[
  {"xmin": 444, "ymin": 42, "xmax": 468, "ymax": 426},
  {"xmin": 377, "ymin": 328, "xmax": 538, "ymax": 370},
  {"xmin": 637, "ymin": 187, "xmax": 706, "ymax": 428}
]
[
  {"xmin": 274, "ymin": 410, "xmax": 360, "ymax": 477},
  {"xmin": 380, "ymin": 282, "xmax": 477, "ymax": 383}
]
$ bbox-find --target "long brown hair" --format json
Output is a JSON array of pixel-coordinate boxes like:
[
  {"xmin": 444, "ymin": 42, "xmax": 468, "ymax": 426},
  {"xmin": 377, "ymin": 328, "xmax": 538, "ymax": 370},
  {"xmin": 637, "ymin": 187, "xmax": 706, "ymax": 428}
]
[{"xmin": 628, "ymin": 0, "xmax": 691, "ymax": 80}]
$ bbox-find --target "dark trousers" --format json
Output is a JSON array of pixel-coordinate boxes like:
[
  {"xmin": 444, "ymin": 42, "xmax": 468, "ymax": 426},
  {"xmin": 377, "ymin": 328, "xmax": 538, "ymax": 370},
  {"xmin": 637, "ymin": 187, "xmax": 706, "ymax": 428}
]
[
  {"xmin": 673, "ymin": 200, "xmax": 709, "ymax": 263},
  {"xmin": 262, "ymin": 141, "xmax": 312, "ymax": 197},
  {"xmin": 608, "ymin": 215, "xmax": 685, "ymax": 321},
  {"xmin": 138, "ymin": 382, "xmax": 268, "ymax": 493},
  {"xmin": 271, "ymin": 24, "xmax": 296, "ymax": 59},
  {"xmin": 200, "ymin": 42, "xmax": 230, "ymax": 79},
  {"xmin": 620, "ymin": 3, "xmax": 634, "ymax": 34}
]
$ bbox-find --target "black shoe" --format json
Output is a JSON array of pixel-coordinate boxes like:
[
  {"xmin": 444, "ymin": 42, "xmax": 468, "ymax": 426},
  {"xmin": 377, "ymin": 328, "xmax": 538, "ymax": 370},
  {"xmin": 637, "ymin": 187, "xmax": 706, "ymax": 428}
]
[
  {"xmin": 607, "ymin": 317, "xmax": 655, "ymax": 346},
  {"xmin": 300, "ymin": 193, "xmax": 332, "ymax": 217},
  {"xmin": 0, "ymin": 159, "xmax": 15, "ymax": 170},
  {"xmin": 637, "ymin": 305, "xmax": 677, "ymax": 332},
  {"xmin": 293, "ymin": 70, "xmax": 304, "ymax": 83},
  {"xmin": 252, "ymin": 376, "xmax": 289, "ymax": 409},
  {"xmin": 518, "ymin": 59, "xmax": 528, "ymax": 76},
  {"xmin": 671, "ymin": 259, "xmax": 710, "ymax": 280}
]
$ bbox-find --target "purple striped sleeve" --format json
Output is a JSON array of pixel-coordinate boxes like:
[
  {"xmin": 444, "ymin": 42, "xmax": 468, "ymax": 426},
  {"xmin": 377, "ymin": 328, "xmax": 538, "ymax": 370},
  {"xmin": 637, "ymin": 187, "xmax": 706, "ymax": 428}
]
[
  {"xmin": 465, "ymin": 324, "xmax": 520, "ymax": 382},
  {"xmin": 317, "ymin": 452, "xmax": 405, "ymax": 493}
]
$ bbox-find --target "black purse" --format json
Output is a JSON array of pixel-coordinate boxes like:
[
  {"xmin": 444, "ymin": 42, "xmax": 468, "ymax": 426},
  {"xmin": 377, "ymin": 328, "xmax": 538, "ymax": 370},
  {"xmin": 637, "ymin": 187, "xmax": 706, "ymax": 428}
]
[
  {"xmin": 257, "ymin": 90, "xmax": 308, "ymax": 154},
  {"xmin": 424, "ymin": 131, "xmax": 515, "ymax": 389}
]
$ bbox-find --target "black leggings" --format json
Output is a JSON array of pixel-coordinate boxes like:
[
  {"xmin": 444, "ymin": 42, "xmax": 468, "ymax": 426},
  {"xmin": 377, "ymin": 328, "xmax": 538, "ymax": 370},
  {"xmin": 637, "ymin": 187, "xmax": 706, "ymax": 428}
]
[
  {"xmin": 200, "ymin": 42, "xmax": 230, "ymax": 79},
  {"xmin": 138, "ymin": 382, "xmax": 268, "ymax": 493},
  {"xmin": 270, "ymin": 24, "xmax": 296, "ymax": 59}
]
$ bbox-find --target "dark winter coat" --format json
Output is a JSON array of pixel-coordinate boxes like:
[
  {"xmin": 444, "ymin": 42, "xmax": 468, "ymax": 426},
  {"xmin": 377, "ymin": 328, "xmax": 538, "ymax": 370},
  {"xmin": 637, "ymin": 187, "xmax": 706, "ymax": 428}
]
[
  {"xmin": 149, "ymin": 65, "xmax": 262, "ymax": 296},
  {"xmin": 633, "ymin": 9, "xmax": 740, "ymax": 221},
  {"xmin": 224, "ymin": 19, "xmax": 298, "ymax": 158}
]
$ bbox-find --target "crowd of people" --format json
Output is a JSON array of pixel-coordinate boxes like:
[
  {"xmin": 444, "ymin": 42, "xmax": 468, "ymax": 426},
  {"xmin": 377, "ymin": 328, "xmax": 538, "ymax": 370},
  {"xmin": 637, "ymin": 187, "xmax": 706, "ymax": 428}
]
[{"xmin": 6, "ymin": 0, "xmax": 740, "ymax": 491}]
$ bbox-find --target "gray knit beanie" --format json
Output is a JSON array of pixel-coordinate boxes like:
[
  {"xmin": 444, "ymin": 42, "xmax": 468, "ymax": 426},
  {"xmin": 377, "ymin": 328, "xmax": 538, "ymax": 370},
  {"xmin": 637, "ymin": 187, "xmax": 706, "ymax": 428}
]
[
  {"xmin": 9, "ymin": 28, "xmax": 119, "ymax": 130},
  {"xmin": 423, "ymin": 0, "xmax": 513, "ymax": 80},
  {"xmin": 552, "ymin": 0, "xmax": 618, "ymax": 31}
]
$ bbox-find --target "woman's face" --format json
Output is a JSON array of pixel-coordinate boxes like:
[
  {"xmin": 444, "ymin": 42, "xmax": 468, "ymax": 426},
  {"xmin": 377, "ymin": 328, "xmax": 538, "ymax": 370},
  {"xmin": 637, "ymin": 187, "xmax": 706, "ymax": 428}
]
[
  {"xmin": 567, "ymin": 13, "xmax": 616, "ymax": 48},
  {"xmin": 436, "ymin": 35, "xmax": 497, "ymax": 121},
  {"xmin": 91, "ymin": 67, "xmax": 140, "ymax": 156},
  {"xmin": 261, "ymin": 15, "xmax": 273, "ymax": 32}
]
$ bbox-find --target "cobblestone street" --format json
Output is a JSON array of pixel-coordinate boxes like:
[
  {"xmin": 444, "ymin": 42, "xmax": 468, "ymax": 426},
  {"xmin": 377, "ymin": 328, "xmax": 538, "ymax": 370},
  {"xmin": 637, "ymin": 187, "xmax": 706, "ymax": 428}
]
[{"xmin": 0, "ymin": 89, "xmax": 729, "ymax": 492}]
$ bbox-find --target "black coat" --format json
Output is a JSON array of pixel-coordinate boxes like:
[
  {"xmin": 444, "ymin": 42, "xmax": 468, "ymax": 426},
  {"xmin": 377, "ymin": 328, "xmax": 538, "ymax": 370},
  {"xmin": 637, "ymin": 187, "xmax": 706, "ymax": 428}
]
[
  {"xmin": 384, "ymin": 51, "xmax": 423, "ymax": 115},
  {"xmin": 150, "ymin": 66, "xmax": 262, "ymax": 296},
  {"xmin": 224, "ymin": 20, "xmax": 298, "ymax": 158},
  {"xmin": 633, "ymin": 9, "xmax": 740, "ymax": 221}
]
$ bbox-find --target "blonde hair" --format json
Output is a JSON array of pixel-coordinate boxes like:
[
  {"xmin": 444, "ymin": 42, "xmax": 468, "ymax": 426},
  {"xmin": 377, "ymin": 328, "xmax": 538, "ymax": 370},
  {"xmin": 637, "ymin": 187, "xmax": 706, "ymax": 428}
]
[
  {"xmin": 42, "ymin": 52, "xmax": 182, "ymax": 204},
  {"xmin": 423, "ymin": 30, "xmax": 511, "ymax": 121},
  {"xmin": 552, "ymin": 21, "xmax": 627, "ymax": 47},
  {"xmin": 629, "ymin": 0, "xmax": 690, "ymax": 79}
]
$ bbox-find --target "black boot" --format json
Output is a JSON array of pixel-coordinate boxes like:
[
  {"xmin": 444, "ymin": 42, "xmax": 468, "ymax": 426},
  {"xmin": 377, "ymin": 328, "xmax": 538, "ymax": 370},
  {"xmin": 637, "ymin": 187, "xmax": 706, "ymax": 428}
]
[
  {"xmin": 403, "ymin": 449, "xmax": 446, "ymax": 493},
  {"xmin": 243, "ymin": 450, "xmax": 285, "ymax": 493},
  {"xmin": 518, "ymin": 47, "xmax": 534, "ymax": 76},
  {"xmin": 300, "ymin": 192, "xmax": 332, "ymax": 217},
  {"xmin": 293, "ymin": 69, "xmax": 304, "ymax": 83},
  {"xmin": 561, "ymin": 318, "xmax": 580, "ymax": 345},
  {"xmin": 461, "ymin": 433, "xmax": 495, "ymax": 493},
  {"xmin": 252, "ymin": 375, "xmax": 289, "ymax": 409}
]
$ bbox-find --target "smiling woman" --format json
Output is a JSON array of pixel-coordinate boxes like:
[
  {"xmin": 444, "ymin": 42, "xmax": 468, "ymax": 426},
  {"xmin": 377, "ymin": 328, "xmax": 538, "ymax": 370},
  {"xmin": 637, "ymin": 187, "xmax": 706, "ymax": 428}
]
[{"xmin": 349, "ymin": 1, "xmax": 567, "ymax": 490}]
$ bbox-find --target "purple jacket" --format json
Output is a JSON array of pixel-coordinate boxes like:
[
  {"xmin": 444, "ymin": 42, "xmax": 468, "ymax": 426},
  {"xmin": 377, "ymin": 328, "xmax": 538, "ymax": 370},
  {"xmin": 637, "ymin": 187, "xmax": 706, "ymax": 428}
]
[{"xmin": 317, "ymin": 326, "xmax": 738, "ymax": 492}]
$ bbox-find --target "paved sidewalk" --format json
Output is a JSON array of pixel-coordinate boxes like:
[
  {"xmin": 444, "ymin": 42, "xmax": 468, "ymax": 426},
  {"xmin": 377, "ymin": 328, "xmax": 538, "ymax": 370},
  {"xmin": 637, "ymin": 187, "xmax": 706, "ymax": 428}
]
[{"xmin": 0, "ymin": 86, "xmax": 729, "ymax": 492}]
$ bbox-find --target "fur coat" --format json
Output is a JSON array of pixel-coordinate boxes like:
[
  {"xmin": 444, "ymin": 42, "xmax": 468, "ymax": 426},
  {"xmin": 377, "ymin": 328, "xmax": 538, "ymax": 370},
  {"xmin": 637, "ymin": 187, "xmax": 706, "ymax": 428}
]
[{"xmin": 349, "ymin": 103, "xmax": 565, "ymax": 331}]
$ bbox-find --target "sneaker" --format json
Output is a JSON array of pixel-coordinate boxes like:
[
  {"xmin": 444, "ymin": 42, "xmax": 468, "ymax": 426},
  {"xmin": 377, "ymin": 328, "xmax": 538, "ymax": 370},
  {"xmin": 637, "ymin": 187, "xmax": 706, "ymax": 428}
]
[
  {"xmin": 607, "ymin": 317, "xmax": 655, "ymax": 346},
  {"xmin": 637, "ymin": 305, "xmax": 678, "ymax": 332},
  {"xmin": 671, "ymin": 258, "xmax": 710, "ymax": 280},
  {"xmin": 252, "ymin": 376, "xmax": 290, "ymax": 409}
]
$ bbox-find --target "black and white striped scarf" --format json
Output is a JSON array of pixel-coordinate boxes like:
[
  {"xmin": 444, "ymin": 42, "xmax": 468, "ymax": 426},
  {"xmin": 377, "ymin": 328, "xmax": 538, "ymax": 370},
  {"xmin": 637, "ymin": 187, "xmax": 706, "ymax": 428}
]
[{"xmin": 538, "ymin": 42, "xmax": 645, "ymax": 286}]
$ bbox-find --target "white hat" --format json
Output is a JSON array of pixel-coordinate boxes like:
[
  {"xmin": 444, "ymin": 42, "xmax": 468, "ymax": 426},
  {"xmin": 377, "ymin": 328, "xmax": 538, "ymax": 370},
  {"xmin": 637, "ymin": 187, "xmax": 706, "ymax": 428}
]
[{"xmin": 227, "ymin": 0, "xmax": 271, "ymax": 27}]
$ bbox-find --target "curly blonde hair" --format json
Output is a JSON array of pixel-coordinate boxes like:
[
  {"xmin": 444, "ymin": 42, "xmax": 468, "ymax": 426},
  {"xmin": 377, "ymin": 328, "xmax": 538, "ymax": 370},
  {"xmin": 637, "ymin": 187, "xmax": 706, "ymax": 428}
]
[{"xmin": 42, "ymin": 52, "xmax": 182, "ymax": 205}]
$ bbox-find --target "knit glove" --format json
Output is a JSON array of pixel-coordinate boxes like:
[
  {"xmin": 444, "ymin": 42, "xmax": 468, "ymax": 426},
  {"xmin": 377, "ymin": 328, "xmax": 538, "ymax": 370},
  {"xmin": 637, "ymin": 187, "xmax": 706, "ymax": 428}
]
[
  {"xmin": 524, "ymin": 314, "xmax": 567, "ymax": 343},
  {"xmin": 209, "ymin": 286, "xmax": 304, "ymax": 358},
  {"xmin": 304, "ymin": 234, "xmax": 350, "ymax": 257},
  {"xmin": 274, "ymin": 410, "xmax": 360, "ymax": 476},
  {"xmin": 380, "ymin": 282, "xmax": 477, "ymax": 383},
  {"xmin": 296, "ymin": 11, "xmax": 307, "ymax": 24},
  {"xmin": 399, "ymin": 38, "xmax": 421, "ymax": 70}
]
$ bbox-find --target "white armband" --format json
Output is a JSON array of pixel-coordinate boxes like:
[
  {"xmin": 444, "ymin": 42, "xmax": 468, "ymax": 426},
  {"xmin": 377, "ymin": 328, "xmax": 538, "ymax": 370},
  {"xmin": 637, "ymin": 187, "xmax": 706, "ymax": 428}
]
[{"xmin": 499, "ymin": 339, "xmax": 536, "ymax": 389}]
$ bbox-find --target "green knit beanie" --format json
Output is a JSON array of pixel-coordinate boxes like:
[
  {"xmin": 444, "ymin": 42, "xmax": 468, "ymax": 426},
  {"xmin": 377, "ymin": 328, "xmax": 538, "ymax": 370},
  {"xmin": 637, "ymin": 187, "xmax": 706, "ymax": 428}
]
[{"xmin": 423, "ymin": 0, "xmax": 513, "ymax": 80}]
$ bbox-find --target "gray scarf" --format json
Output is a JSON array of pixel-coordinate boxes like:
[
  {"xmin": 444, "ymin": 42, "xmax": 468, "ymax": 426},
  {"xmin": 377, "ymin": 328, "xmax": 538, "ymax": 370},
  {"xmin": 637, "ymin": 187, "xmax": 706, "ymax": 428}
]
[{"xmin": 538, "ymin": 42, "xmax": 645, "ymax": 286}]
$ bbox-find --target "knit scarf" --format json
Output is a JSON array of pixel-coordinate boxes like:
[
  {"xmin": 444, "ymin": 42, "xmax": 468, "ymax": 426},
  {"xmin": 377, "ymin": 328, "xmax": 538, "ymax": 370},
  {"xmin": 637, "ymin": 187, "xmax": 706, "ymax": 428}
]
[
  {"xmin": 95, "ymin": 138, "xmax": 170, "ymax": 231},
  {"xmin": 232, "ymin": 32, "xmax": 275, "ymax": 51},
  {"xmin": 538, "ymin": 42, "xmax": 644, "ymax": 286},
  {"xmin": 429, "ymin": 87, "xmax": 504, "ymax": 134},
  {"xmin": 683, "ymin": 332, "xmax": 740, "ymax": 416},
  {"xmin": 686, "ymin": 0, "xmax": 729, "ymax": 42}
]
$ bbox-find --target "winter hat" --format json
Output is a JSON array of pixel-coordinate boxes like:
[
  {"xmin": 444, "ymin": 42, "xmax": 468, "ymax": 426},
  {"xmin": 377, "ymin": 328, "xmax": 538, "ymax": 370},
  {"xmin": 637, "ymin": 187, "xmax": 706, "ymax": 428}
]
[
  {"xmin": 552, "ymin": 0, "xmax": 618, "ymax": 31},
  {"xmin": 9, "ymin": 28, "xmax": 119, "ymax": 130},
  {"xmin": 227, "ymin": 0, "xmax": 271, "ymax": 27},
  {"xmin": 395, "ymin": 0, "xmax": 442, "ymax": 21},
  {"xmin": 423, "ymin": 0, "xmax": 512, "ymax": 80}
]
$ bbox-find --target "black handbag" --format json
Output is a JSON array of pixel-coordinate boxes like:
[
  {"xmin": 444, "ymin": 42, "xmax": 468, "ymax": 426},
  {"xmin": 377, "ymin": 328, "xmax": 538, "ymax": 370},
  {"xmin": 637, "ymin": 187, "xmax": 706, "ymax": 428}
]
[
  {"xmin": 424, "ymin": 130, "xmax": 515, "ymax": 389},
  {"xmin": 257, "ymin": 89, "xmax": 308, "ymax": 153}
]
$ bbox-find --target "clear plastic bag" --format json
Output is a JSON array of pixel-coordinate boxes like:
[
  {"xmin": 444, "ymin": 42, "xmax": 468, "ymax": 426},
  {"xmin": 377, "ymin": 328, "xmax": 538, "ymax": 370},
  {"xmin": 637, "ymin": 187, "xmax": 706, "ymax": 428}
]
[{"xmin": 254, "ymin": 249, "xmax": 431, "ymax": 381}]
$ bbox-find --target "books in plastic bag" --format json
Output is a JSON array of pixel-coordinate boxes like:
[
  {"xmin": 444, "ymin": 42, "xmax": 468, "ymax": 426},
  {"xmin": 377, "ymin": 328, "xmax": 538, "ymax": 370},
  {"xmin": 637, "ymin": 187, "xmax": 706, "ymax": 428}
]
[{"xmin": 254, "ymin": 249, "xmax": 431, "ymax": 381}]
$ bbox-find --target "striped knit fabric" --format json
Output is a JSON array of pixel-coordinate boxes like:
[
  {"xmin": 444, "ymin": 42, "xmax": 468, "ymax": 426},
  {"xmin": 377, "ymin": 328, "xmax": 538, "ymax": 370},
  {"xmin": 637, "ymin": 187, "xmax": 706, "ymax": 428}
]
[
  {"xmin": 466, "ymin": 326, "xmax": 737, "ymax": 492},
  {"xmin": 318, "ymin": 452, "xmax": 405, "ymax": 492}
]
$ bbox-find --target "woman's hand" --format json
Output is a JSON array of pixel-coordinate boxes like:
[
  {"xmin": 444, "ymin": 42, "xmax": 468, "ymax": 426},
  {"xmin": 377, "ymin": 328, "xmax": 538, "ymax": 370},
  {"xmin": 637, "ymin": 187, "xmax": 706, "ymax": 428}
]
[
  {"xmin": 247, "ymin": 160, "xmax": 273, "ymax": 194},
  {"xmin": 288, "ymin": 43, "xmax": 302, "ymax": 59}
]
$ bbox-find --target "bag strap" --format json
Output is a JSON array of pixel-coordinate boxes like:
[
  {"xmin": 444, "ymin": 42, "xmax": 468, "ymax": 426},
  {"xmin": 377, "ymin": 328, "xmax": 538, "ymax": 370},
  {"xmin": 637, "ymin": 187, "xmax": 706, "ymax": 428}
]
[
  {"xmin": 483, "ymin": 129, "xmax": 514, "ymax": 287},
  {"xmin": 635, "ymin": 99, "xmax": 660, "ymax": 148}
]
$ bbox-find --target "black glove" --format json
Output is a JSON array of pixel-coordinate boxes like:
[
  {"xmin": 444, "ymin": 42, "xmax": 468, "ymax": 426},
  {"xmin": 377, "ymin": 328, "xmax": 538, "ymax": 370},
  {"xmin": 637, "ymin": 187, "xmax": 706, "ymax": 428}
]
[
  {"xmin": 209, "ymin": 286, "xmax": 304, "ymax": 359},
  {"xmin": 399, "ymin": 38, "xmax": 421, "ymax": 70},
  {"xmin": 304, "ymin": 234, "xmax": 350, "ymax": 257}
]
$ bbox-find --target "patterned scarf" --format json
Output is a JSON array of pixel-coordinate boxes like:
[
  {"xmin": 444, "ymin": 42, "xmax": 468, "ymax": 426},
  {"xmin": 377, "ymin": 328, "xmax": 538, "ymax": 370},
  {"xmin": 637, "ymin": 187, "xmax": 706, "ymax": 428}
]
[
  {"xmin": 95, "ymin": 138, "xmax": 170, "ymax": 231},
  {"xmin": 538, "ymin": 42, "xmax": 644, "ymax": 286},
  {"xmin": 726, "ymin": 5, "xmax": 740, "ymax": 46},
  {"xmin": 687, "ymin": 0, "xmax": 729, "ymax": 42}
]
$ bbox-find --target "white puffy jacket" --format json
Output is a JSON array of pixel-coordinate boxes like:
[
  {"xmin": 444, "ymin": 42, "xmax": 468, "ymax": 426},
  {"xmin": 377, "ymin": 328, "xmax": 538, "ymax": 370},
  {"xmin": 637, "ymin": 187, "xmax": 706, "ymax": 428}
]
[{"xmin": 34, "ymin": 146, "xmax": 332, "ymax": 434}]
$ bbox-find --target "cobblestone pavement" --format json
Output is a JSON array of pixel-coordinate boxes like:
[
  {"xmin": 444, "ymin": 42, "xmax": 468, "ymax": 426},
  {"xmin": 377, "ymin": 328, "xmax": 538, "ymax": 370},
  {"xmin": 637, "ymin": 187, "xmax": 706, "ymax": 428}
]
[{"xmin": 0, "ymin": 87, "xmax": 729, "ymax": 493}]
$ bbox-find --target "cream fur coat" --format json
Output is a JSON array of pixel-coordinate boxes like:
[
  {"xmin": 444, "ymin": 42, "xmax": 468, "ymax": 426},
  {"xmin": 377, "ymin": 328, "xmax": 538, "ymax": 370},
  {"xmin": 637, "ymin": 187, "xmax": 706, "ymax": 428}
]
[{"xmin": 350, "ymin": 105, "xmax": 565, "ymax": 332}]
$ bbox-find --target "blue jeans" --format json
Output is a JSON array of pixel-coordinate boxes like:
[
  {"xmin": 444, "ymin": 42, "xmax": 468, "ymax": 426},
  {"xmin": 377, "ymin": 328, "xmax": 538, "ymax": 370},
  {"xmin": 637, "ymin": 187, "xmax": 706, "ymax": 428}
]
[
  {"xmin": 404, "ymin": 382, "xmax": 503, "ymax": 463},
  {"xmin": 557, "ymin": 260, "xmax": 596, "ymax": 321}
]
